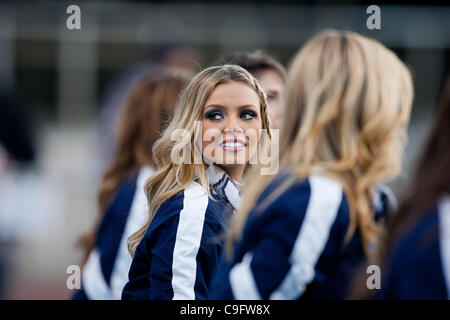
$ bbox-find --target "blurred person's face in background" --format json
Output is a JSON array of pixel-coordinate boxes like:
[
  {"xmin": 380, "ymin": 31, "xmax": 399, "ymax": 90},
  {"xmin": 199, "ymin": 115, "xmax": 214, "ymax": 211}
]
[
  {"xmin": 162, "ymin": 46, "xmax": 202, "ymax": 72},
  {"xmin": 255, "ymin": 69, "xmax": 284, "ymax": 128},
  {"xmin": 201, "ymin": 81, "xmax": 262, "ymax": 182}
]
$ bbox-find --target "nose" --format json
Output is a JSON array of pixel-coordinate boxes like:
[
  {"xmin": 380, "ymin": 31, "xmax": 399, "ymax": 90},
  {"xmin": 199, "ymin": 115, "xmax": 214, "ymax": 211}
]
[{"xmin": 223, "ymin": 117, "xmax": 243, "ymax": 135}]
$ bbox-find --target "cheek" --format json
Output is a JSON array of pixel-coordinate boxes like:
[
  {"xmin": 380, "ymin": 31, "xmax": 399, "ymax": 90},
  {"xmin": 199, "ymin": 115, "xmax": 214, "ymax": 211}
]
[
  {"xmin": 201, "ymin": 121, "xmax": 222, "ymax": 152},
  {"xmin": 244, "ymin": 112, "xmax": 263, "ymax": 131},
  {"xmin": 244, "ymin": 119, "xmax": 263, "ymax": 148},
  {"xmin": 201, "ymin": 124, "xmax": 213, "ymax": 155},
  {"xmin": 268, "ymin": 104, "xmax": 280, "ymax": 125},
  {"xmin": 201, "ymin": 122, "xmax": 208, "ymax": 151},
  {"xmin": 272, "ymin": 100, "xmax": 282, "ymax": 112}
]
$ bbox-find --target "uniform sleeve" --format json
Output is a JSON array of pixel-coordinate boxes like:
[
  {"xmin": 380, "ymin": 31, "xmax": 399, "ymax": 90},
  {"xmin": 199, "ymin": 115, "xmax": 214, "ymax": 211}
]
[
  {"xmin": 121, "ymin": 213, "xmax": 180, "ymax": 300},
  {"xmin": 210, "ymin": 176, "xmax": 344, "ymax": 300},
  {"xmin": 123, "ymin": 187, "xmax": 223, "ymax": 300}
]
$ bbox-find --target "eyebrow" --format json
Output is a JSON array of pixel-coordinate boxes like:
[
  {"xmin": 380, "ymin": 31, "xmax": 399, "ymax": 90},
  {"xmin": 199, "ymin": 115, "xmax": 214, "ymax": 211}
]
[{"xmin": 204, "ymin": 104, "xmax": 258, "ymax": 112}]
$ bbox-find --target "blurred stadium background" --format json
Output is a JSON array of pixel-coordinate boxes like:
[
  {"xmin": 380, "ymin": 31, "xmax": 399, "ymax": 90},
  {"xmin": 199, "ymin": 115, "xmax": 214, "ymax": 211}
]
[{"xmin": 0, "ymin": 0, "xmax": 448, "ymax": 299}]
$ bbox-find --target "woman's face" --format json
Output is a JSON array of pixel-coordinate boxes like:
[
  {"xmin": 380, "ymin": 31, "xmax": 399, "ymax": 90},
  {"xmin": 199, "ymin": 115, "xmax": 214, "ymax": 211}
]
[
  {"xmin": 256, "ymin": 69, "xmax": 284, "ymax": 129},
  {"xmin": 201, "ymin": 81, "xmax": 262, "ymax": 181}
]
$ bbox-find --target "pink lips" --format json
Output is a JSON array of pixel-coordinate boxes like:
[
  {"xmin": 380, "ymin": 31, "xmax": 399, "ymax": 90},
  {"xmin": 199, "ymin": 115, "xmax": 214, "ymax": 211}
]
[{"xmin": 219, "ymin": 138, "xmax": 246, "ymax": 152}]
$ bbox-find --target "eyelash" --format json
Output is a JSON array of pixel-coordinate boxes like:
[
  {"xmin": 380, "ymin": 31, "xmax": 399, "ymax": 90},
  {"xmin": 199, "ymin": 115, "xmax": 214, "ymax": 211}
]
[
  {"xmin": 241, "ymin": 110, "xmax": 257, "ymax": 120},
  {"xmin": 205, "ymin": 110, "xmax": 257, "ymax": 121},
  {"xmin": 205, "ymin": 111, "xmax": 223, "ymax": 120}
]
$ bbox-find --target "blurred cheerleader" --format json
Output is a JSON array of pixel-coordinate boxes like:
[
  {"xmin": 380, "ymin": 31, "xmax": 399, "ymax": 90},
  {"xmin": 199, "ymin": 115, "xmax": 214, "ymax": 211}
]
[
  {"xmin": 73, "ymin": 68, "xmax": 191, "ymax": 300},
  {"xmin": 210, "ymin": 30, "xmax": 413, "ymax": 300},
  {"xmin": 377, "ymin": 76, "xmax": 450, "ymax": 299},
  {"xmin": 122, "ymin": 65, "xmax": 272, "ymax": 299}
]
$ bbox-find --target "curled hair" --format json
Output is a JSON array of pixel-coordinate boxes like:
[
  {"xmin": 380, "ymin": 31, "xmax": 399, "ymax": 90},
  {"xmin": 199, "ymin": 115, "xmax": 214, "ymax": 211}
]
[{"xmin": 227, "ymin": 30, "xmax": 414, "ymax": 259}]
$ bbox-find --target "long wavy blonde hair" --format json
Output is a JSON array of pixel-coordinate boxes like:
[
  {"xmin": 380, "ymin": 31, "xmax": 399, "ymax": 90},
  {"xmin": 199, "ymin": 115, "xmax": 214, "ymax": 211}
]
[
  {"xmin": 227, "ymin": 30, "xmax": 414, "ymax": 259},
  {"xmin": 128, "ymin": 65, "xmax": 272, "ymax": 256}
]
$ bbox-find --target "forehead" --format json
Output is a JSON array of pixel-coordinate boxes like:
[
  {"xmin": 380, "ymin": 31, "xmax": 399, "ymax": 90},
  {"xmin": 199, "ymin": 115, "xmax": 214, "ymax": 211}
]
[
  {"xmin": 205, "ymin": 81, "xmax": 260, "ymax": 108},
  {"xmin": 256, "ymin": 69, "xmax": 284, "ymax": 92}
]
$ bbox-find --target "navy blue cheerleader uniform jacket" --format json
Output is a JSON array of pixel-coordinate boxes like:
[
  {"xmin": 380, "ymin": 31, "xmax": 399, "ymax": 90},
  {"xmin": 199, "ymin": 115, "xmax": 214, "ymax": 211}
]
[
  {"xmin": 122, "ymin": 165, "xmax": 241, "ymax": 300},
  {"xmin": 209, "ymin": 171, "xmax": 394, "ymax": 300}
]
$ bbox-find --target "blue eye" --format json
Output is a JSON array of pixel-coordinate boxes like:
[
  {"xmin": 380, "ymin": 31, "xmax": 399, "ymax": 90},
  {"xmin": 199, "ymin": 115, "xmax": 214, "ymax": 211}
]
[
  {"xmin": 205, "ymin": 110, "xmax": 223, "ymax": 120},
  {"xmin": 240, "ymin": 110, "xmax": 257, "ymax": 120}
]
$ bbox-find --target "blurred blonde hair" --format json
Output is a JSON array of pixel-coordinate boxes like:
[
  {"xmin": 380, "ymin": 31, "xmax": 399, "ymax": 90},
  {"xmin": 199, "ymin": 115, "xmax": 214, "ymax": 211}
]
[
  {"xmin": 128, "ymin": 64, "xmax": 272, "ymax": 256},
  {"xmin": 227, "ymin": 30, "xmax": 414, "ymax": 259}
]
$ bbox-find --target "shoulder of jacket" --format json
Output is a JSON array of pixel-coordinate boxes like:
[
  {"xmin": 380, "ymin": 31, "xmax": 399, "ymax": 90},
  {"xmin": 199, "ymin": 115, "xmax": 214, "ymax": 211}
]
[{"xmin": 150, "ymin": 182, "xmax": 215, "ymax": 225}]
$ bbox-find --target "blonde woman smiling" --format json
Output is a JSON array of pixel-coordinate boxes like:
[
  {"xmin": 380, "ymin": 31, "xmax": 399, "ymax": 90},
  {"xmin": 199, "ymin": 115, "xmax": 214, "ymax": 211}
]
[
  {"xmin": 210, "ymin": 30, "xmax": 414, "ymax": 300},
  {"xmin": 122, "ymin": 65, "xmax": 272, "ymax": 299}
]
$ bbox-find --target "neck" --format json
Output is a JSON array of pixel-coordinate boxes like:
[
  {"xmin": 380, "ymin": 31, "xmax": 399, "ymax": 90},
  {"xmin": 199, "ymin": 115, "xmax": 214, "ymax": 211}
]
[{"xmin": 219, "ymin": 165, "xmax": 245, "ymax": 183}]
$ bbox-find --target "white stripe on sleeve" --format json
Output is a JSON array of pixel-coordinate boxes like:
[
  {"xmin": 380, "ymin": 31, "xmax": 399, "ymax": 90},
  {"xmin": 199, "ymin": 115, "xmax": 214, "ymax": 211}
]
[
  {"xmin": 82, "ymin": 249, "xmax": 114, "ymax": 300},
  {"xmin": 171, "ymin": 182, "xmax": 209, "ymax": 300},
  {"xmin": 229, "ymin": 253, "xmax": 262, "ymax": 300},
  {"xmin": 110, "ymin": 166, "xmax": 155, "ymax": 299},
  {"xmin": 269, "ymin": 175, "xmax": 342, "ymax": 300}
]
